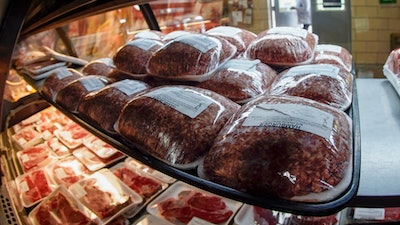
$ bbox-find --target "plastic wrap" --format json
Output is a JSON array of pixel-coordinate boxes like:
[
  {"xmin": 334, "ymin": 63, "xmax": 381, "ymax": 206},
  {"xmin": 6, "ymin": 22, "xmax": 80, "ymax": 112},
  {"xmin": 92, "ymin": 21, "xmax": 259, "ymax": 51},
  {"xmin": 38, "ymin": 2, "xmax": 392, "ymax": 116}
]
[
  {"xmin": 46, "ymin": 155, "xmax": 90, "ymax": 188},
  {"xmin": 17, "ymin": 143, "xmax": 58, "ymax": 172},
  {"xmin": 72, "ymin": 146, "xmax": 125, "ymax": 171},
  {"xmin": 206, "ymin": 26, "xmax": 257, "ymax": 56},
  {"xmin": 146, "ymin": 33, "xmax": 237, "ymax": 81},
  {"xmin": 12, "ymin": 126, "xmax": 43, "ymax": 150},
  {"xmin": 199, "ymin": 95, "xmax": 353, "ymax": 202},
  {"xmin": 116, "ymin": 85, "xmax": 240, "ymax": 168},
  {"xmin": 246, "ymin": 26, "xmax": 318, "ymax": 66},
  {"xmin": 113, "ymin": 39, "xmax": 164, "ymax": 76},
  {"xmin": 196, "ymin": 58, "xmax": 277, "ymax": 104},
  {"xmin": 312, "ymin": 44, "xmax": 353, "ymax": 72},
  {"xmin": 78, "ymin": 79, "xmax": 150, "ymax": 134},
  {"xmin": 83, "ymin": 135, "xmax": 119, "ymax": 159},
  {"xmin": 132, "ymin": 30, "xmax": 165, "ymax": 41},
  {"xmin": 41, "ymin": 67, "xmax": 83, "ymax": 101},
  {"xmin": 68, "ymin": 169, "xmax": 143, "ymax": 223},
  {"xmin": 55, "ymin": 75, "xmax": 110, "ymax": 113},
  {"xmin": 53, "ymin": 122, "xmax": 90, "ymax": 149},
  {"xmin": 45, "ymin": 137, "xmax": 71, "ymax": 158},
  {"xmin": 29, "ymin": 186, "xmax": 101, "ymax": 225},
  {"xmin": 82, "ymin": 57, "xmax": 116, "ymax": 76},
  {"xmin": 268, "ymin": 64, "xmax": 353, "ymax": 111},
  {"xmin": 383, "ymin": 48, "xmax": 400, "ymax": 96}
]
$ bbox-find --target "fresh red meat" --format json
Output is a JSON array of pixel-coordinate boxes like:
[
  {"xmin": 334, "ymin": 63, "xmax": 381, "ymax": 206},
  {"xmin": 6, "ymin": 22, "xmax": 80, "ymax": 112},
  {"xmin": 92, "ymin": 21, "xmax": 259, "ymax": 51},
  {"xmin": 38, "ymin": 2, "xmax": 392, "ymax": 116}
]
[
  {"xmin": 113, "ymin": 167, "xmax": 162, "ymax": 199},
  {"xmin": 20, "ymin": 145, "xmax": 50, "ymax": 171},
  {"xmin": 253, "ymin": 206, "xmax": 277, "ymax": 225},
  {"xmin": 158, "ymin": 190, "xmax": 233, "ymax": 224},
  {"xmin": 31, "ymin": 170, "xmax": 52, "ymax": 198},
  {"xmin": 20, "ymin": 174, "xmax": 41, "ymax": 203}
]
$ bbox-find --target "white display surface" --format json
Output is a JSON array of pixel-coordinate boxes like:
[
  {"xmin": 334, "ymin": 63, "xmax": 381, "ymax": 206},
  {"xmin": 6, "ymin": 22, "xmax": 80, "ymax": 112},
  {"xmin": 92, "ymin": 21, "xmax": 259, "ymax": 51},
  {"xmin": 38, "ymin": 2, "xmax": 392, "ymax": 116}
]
[{"xmin": 356, "ymin": 78, "xmax": 400, "ymax": 200}]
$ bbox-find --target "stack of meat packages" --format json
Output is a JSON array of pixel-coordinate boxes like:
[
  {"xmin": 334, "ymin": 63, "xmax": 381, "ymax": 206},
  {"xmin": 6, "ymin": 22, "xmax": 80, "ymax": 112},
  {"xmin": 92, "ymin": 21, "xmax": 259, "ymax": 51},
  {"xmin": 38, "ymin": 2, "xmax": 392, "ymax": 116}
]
[{"xmin": 34, "ymin": 25, "xmax": 355, "ymax": 209}]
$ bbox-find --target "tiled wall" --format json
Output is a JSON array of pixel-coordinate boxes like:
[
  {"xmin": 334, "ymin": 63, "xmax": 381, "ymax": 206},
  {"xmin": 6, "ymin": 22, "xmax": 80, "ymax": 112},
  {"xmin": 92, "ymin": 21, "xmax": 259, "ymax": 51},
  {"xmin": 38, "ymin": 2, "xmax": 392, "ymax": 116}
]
[{"xmin": 351, "ymin": 0, "xmax": 400, "ymax": 77}]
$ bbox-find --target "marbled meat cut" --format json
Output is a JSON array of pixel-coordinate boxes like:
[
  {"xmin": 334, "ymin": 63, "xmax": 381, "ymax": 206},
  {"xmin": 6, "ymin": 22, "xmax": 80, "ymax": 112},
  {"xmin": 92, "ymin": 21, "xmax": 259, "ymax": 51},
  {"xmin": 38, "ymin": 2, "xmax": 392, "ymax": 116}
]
[
  {"xmin": 34, "ymin": 191, "xmax": 96, "ymax": 225},
  {"xmin": 116, "ymin": 85, "xmax": 240, "ymax": 165},
  {"xmin": 158, "ymin": 190, "xmax": 233, "ymax": 224},
  {"xmin": 201, "ymin": 95, "xmax": 352, "ymax": 199},
  {"xmin": 113, "ymin": 167, "xmax": 162, "ymax": 199}
]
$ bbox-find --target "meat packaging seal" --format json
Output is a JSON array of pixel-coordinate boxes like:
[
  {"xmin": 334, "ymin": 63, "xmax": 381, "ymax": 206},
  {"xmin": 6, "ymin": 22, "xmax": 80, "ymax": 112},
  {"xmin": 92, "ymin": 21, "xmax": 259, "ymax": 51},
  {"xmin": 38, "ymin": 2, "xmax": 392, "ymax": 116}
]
[
  {"xmin": 196, "ymin": 58, "xmax": 277, "ymax": 104},
  {"xmin": 313, "ymin": 44, "xmax": 353, "ymax": 72},
  {"xmin": 78, "ymin": 79, "xmax": 150, "ymax": 134},
  {"xmin": 68, "ymin": 169, "xmax": 143, "ymax": 223},
  {"xmin": 245, "ymin": 26, "xmax": 318, "ymax": 66},
  {"xmin": 29, "ymin": 185, "xmax": 101, "ymax": 225},
  {"xmin": 383, "ymin": 48, "xmax": 400, "ymax": 97},
  {"xmin": 82, "ymin": 57, "xmax": 116, "ymax": 77},
  {"xmin": 268, "ymin": 64, "xmax": 353, "ymax": 111},
  {"xmin": 146, "ymin": 33, "xmax": 237, "ymax": 82},
  {"xmin": 199, "ymin": 95, "xmax": 353, "ymax": 202},
  {"xmin": 146, "ymin": 181, "xmax": 242, "ymax": 225},
  {"xmin": 116, "ymin": 85, "xmax": 240, "ymax": 169}
]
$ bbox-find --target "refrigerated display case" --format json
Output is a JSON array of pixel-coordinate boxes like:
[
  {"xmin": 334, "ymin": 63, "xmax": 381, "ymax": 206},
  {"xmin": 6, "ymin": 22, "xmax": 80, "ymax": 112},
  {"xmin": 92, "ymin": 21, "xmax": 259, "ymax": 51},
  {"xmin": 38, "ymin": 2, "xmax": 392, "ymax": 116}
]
[{"xmin": 7, "ymin": 0, "xmax": 400, "ymax": 224}]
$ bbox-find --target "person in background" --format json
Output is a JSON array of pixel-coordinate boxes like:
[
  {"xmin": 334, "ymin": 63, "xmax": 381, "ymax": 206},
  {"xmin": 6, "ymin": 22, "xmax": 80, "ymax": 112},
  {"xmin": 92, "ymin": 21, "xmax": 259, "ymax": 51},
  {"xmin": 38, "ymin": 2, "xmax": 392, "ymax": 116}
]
[{"xmin": 291, "ymin": 0, "xmax": 311, "ymax": 30}]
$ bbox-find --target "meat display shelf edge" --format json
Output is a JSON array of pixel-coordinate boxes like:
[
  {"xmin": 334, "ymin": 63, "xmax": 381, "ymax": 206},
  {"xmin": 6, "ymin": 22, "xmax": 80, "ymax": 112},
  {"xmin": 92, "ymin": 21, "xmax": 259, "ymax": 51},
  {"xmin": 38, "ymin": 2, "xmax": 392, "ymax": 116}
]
[{"xmin": 16, "ymin": 74, "xmax": 361, "ymax": 217}]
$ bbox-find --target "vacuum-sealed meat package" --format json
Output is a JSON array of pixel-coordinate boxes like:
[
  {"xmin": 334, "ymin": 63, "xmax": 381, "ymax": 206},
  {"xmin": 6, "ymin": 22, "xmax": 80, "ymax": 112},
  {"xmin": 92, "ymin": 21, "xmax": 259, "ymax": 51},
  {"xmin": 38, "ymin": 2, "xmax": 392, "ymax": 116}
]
[
  {"xmin": 146, "ymin": 33, "xmax": 236, "ymax": 81},
  {"xmin": 82, "ymin": 57, "xmax": 116, "ymax": 76},
  {"xmin": 113, "ymin": 39, "xmax": 164, "ymax": 76},
  {"xmin": 55, "ymin": 75, "xmax": 110, "ymax": 113},
  {"xmin": 116, "ymin": 85, "xmax": 240, "ymax": 169},
  {"xmin": 246, "ymin": 26, "xmax": 318, "ymax": 66},
  {"xmin": 196, "ymin": 58, "xmax": 277, "ymax": 103},
  {"xmin": 383, "ymin": 48, "xmax": 400, "ymax": 96},
  {"xmin": 268, "ymin": 64, "xmax": 353, "ymax": 111},
  {"xmin": 206, "ymin": 26, "xmax": 257, "ymax": 56},
  {"xmin": 312, "ymin": 44, "xmax": 353, "ymax": 72},
  {"xmin": 199, "ymin": 95, "xmax": 353, "ymax": 202},
  {"xmin": 41, "ymin": 67, "xmax": 83, "ymax": 101},
  {"xmin": 78, "ymin": 79, "xmax": 150, "ymax": 133}
]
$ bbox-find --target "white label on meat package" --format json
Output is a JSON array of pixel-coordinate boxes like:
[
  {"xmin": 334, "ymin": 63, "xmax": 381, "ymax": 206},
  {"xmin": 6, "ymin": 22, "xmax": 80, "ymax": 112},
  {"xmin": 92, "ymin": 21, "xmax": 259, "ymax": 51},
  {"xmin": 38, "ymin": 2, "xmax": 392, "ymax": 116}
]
[
  {"xmin": 221, "ymin": 59, "xmax": 260, "ymax": 72},
  {"xmin": 54, "ymin": 68, "xmax": 73, "ymax": 79},
  {"xmin": 55, "ymin": 167, "xmax": 68, "ymax": 179},
  {"xmin": 21, "ymin": 154, "xmax": 30, "ymax": 163},
  {"xmin": 79, "ymin": 78, "xmax": 106, "ymax": 92},
  {"xmin": 127, "ymin": 39, "xmax": 161, "ymax": 51},
  {"xmin": 176, "ymin": 34, "xmax": 218, "ymax": 53},
  {"xmin": 315, "ymin": 44, "xmax": 342, "ymax": 53},
  {"xmin": 145, "ymin": 87, "xmax": 214, "ymax": 119},
  {"xmin": 243, "ymin": 103, "xmax": 334, "ymax": 139},
  {"xmin": 284, "ymin": 64, "xmax": 340, "ymax": 79},
  {"xmin": 188, "ymin": 217, "xmax": 215, "ymax": 225},
  {"xmin": 71, "ymin": 184, "xmax": 87, "ymax": 199},
  {"xmin": 111, "ymin": 79, "xmax": 147, "ymax": 96},
  {"xmin": 353, "ymin": 208, "xmax": 385, "ymax": 220},
  {"xmin": 267, "ymin": 27, "xmax": 308, "ymax": 39},
  {"xmin": 207, "ymin": 26, "xmax": 242, "ymax": 37},
  {"xmin": 19, "ymin": 180, "xmax": 30, "ymax": 193}
]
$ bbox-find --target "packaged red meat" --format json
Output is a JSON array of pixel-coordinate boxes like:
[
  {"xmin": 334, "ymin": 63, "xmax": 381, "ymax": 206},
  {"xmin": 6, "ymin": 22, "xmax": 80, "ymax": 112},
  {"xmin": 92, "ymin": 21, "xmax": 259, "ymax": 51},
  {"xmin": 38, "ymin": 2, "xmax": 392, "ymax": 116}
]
[
  {"xmin": 47, "ymin": 156, "xmax": 90, "ymax": 188},
  {"xmin": 111, "ymin": 162, "xmax": 167, "ymax": 199},
  {"xmin": 12, "ymin": 112, "xmax": 43, "ymax": 133},
  {"xmin": 29, "ymin": 185, "xmax": 100, "ymax": 225},
  {"xmin": 12, "ymin": 126, "xmax": 43, "ymax": 150},
  {"xmin": 73, "ymin": 146, "xmax": 125, "ymax": 172},
  {"xmin": 82, "ymin": 57, "xmax": 116, "ymax": 76},
  {"xmin": 14, "ymin": 50, "xmax": 50, "ymax": 68},
  {"xmin": 146, "ymin": 33, "xmax": 237, "ymax": 82},
  {"xmin": 15, "ymin": 168, "xmax": 56, "ymax": 208},
  {"xmin": 132, "ymin": 30, "xmax": 165, "ymax": 41},
  {"xmin": 41, "ymin": 67, "xmax": 83, "ymax": 101},
  {"xmin": 206, "ymin": 26, "xmax": 257, "ymax": 56},
  {"xmin": 17, "ymin": 144, "xmax": 58, "ymax": 172},
  {"xmin": 37, "ymin": 106, "xmax": 72, "ymax": 126},
  {"xmin": 116, "ymin": 85, "xmax": 240, "ymax": 169},
  {"xmin": 199, "ymin": 95, "xmax": 353, "ymax": 202},
  {"xmin": 268, "ymin": 64, "xmax": 353, "ymax": 111},
  {"xmin": 133, "ymin": 214, "xmax": 174, "ymax": 225},
  {"xmin": 246, "ymin": 26, "xmax": 318, "ymax": 66},
  {"xmin": 83, "ymin": 135, "xmax": 119, "ymax": 159},
  {"xmin": 162, "ymin": 30, "xmax": 196, "ymax": 43},
  {"xmin": 55, "ymin": 75, "xmax": 110, "ymax": 113},
  {"xmin": 113, "ymin": 39, "xmax": 164, "ymax": 76},
  {"xmin": 78, "ymin": 79, "xmax": 150, "ymax": 134},
  {"xmin": 349, "ymin": 207, "xmax": 400, "ymax": 224},
  {"xmin": 45, "ymin": 137, "xmax": 71, "ymax": 158},
  {"xmin": 68, "ymin": 169, "xmax": 143, "ymax": 223},
  {"xmin": 125, "ymin": 157, "xmax": 176, "ymax": 184},
  {"xmin": 383, "ymin": 48, "xmax": 400, "ymax": 97},
  {"xmin": 147, "ymin": 181, "xmax": 242, "ymax": 225},
  {"xmin": 35, "ymin": 121, "xmax": 62, "ymax": 140},
  {"xmin": 196, "ymin": 58, "xmax": 277, "ymax": 104},
  {"xmin": 53, "ymin": 122, "xmax": 90, "ymax": 149},
  {"xmin": 312, "ymin": 44, "xmax": 353, "ymax": 72},
  {"xmin": 234, "ymin": 204, "xmax": 279, "ymax": 225}
]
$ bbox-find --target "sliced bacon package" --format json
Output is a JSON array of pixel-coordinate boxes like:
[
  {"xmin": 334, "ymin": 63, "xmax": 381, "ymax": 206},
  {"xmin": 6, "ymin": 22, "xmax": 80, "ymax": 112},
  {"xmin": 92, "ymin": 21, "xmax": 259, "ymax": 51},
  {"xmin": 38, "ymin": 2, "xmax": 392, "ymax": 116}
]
[
  {"xmin": 29, "ymin": 186, "xmax": 101, "ymax": 225},
  {"xmin": 146, "ymin": 181, "xmax": 242, "ymax": 225},
  {"xmin": 15, "ymin": 168, "xmax": 56, "ymax": 208},
  {"xmin": 68, "ymin": 169, "xmax": 143, "ymax": 223}
]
